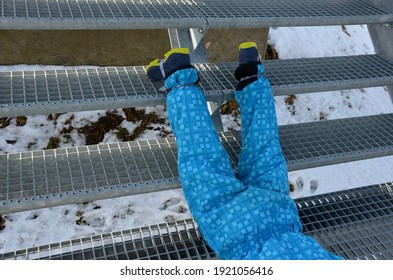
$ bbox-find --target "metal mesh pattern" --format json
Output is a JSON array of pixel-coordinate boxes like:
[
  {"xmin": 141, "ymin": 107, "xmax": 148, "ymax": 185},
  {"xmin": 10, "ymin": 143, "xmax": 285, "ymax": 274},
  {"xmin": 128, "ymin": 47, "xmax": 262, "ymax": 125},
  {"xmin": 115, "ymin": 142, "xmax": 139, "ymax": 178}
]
[
  {"xmin": 0, "ymin": 66, "xmax": 167, "ymax": 117},
  {"xmin": 280, "ymin": 113, "xmax": 393, "ymax": 170},
  {"xmin": 267, "ymin": 54, "xmax": 393, "ymax": 92},
  {"xmin": 0, "ymin": 219, "xmax": 215, "ymax": 260},
  {"xmin": 0, "ymin": 138, "xmax": 179, "ymax": 214},
  {"xmin": 0, "ymin": 0, "xmax": 205, "ymax": 29},
  {"xmin": 297, "ymin": 182, "xmax": 393, "ymax": 260},
  {"xmin": 1, "ymin": 183, "xmax": 392, "ymax": 260},
  {"xmin": 192, "ymin": 0, "xmax": 393, "ymax": 27},
  {"xmin": 220, "ymin": 113, "xmax": 393, "ymax": 171},
  {"xmin": 1, "ymin": 113, "xmax": 393, "ymax": 214},
  {"xmin": 199, "ymin": 54, "xmax": 393, "ymax": 97},
  {"xmin": 2, "ymin": 0, "xmax": 199, "ymax": 19},
  {"xmin": 0, "ymin": 0, "xmax": 391, "ymax": 29},
  {"xmin": 2, "ymin": 54, "xmax": 393, "ymax": 118}
]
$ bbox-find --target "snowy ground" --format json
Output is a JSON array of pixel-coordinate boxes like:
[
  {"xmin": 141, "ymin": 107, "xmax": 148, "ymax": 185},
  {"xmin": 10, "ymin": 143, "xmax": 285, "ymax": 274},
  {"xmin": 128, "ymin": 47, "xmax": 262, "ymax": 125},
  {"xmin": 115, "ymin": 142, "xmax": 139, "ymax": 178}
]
[{"xmin": 1, "ymin": 25, "xmax": 393, "ymax": 253}]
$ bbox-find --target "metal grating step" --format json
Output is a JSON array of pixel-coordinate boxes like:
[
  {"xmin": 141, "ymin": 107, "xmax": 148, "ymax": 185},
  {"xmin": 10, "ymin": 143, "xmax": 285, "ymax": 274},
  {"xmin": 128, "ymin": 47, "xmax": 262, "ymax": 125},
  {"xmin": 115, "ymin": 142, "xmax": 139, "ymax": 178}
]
[
  {"xmin": 1, "ymin": 113, "xmax": 393, "ymax": 215},
  {"xmin": 0, "ymin": 0, "xmax": 392, "ymax": 30},
  {"xmin": 193, "ymin": 0, "xmax": 393, "ymax": 28},
  {"xmin": 296, "ymin": 182, "xmax": 393, "ymax": 260},
  {"xmin": 1, "ymin": 182, "xmax": 392, "ymax": 260},
  {"xmin": 223, "ymin": 113, "xmax": 393, "ymax": 172},
  {"xmin": 0, "ymin": 0, "xmax": 206, "ymax": 30},
  {"xmin": 1, "ymin": 54, "xmax": 393, "ymax": 118},
  {"xmin": 199, "ymin": 54, "xmax": 393, "ymax": 100}
]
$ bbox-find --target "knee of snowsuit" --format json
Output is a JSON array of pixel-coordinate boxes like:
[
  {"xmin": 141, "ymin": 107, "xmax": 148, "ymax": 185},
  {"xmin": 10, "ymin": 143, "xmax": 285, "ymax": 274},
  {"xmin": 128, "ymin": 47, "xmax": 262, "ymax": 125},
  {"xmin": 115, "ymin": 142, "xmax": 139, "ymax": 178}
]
[{"xmin": 165, "ymin": 66, "xmax": 343, "ymax": 260}]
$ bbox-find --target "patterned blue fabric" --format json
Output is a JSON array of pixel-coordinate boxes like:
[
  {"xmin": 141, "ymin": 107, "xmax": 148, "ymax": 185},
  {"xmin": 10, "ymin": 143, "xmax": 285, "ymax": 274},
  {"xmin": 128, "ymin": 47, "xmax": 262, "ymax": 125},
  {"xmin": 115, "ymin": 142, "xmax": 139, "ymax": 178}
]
[{"xmin": 165, "ymin": 67, "xmax": 343, "ymax": 260}]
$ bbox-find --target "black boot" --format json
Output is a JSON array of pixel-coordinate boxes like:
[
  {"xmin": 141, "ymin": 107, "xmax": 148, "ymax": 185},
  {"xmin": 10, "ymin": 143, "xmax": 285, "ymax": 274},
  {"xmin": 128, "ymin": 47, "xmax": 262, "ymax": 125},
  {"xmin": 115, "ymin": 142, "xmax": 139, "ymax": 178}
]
[{"xmin": 235, "ymin": 42, "xmax": 262, "ymax": 91}]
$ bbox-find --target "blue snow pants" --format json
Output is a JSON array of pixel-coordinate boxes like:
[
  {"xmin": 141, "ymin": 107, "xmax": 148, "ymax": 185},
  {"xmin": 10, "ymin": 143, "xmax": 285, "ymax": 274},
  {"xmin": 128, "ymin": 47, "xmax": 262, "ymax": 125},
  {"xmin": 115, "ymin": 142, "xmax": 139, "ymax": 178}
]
[{"xmin": 165, "ymin": 66, "xmax": 343, "ymax": 260}]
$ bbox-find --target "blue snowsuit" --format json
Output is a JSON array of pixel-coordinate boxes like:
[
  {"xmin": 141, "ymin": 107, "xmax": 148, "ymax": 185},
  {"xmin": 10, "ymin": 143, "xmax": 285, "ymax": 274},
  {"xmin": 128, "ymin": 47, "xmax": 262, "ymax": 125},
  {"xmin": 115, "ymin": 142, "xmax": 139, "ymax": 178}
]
[{"xmin": 165, "ymin": 65, "xmax": 343, "ymax": 260}]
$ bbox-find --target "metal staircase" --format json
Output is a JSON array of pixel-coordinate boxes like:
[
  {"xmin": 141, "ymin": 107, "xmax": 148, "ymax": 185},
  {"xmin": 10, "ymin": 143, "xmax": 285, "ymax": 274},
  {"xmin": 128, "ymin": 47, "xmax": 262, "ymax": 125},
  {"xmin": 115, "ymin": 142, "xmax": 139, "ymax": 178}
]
[{"xmin": 1, "ymin": 0, "xmax": 393, "ymax": 260}]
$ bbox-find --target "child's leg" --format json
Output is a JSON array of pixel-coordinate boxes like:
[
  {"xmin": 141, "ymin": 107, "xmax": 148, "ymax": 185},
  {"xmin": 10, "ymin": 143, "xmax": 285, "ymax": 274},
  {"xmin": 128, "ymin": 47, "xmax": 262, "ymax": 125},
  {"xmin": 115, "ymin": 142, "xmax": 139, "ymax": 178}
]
[
  {"xmin": 233, "ymin": 43, "xmax": 343, "ymax": 259},
  {"xmin": 165, "ymin": 68, "xmax": 319, "ymax": 260},
  {"xmin": 235, "ymin": 65, "xmax": 289, "ymax": 194},
  {"xmin": 166, "ymin": 68, "xmax": 254, "ymax": 259},
  {"xmin": 167, "ymin": 80, "xmax": 246, "ymax": 215}
]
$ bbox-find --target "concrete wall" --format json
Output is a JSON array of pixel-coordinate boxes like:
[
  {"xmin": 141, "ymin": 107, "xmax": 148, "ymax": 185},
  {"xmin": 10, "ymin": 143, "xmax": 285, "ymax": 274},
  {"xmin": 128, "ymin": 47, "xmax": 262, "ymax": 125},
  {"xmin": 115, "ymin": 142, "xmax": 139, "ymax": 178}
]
[{"xmin": 0, "ymin": 28, "xmax": 268, "ymax": 66}]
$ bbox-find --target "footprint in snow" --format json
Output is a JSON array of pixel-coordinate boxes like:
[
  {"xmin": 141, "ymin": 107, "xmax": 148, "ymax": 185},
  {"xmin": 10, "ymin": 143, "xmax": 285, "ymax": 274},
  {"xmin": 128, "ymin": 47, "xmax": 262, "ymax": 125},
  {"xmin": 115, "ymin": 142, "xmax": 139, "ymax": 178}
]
[
  {"xmin": 159, "ymin": 198, "xmax": 188, "ymax": 214},
  {"xmin": 296, "ymin": 176, "xmax": 304, "ymax": 190},
  {"xmin": 159, "ymin": 198, "xmax": 182, "ymax": 210},
  {"xmin": 310, "ymin": 179, "xmax": 319, "ymax": 193}
]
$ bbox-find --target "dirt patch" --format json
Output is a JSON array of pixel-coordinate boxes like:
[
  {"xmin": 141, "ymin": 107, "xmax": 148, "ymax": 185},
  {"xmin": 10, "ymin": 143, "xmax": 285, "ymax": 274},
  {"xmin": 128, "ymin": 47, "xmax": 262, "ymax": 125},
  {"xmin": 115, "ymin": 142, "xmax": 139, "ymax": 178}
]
[
  {"xmin": 285, "ymin": 95, "xmax": 298, "ymax": 116},
  {"xmin": 16, "ymin": 116, "xmax": 27, "ymax": 126},
  {"xmin": 79, "ymin": 111, "xmax": 124, "ymax": 145},
  {"xmin": 265, "ymin": 44, "xmax": 279, "ymax": 60},
  {"xmin": 75, "ymin": 211, "xmax": 88, "ymax": 226},
  {"xmin": 47, "ymin": 113, "xmax": 64, "ymax": 123},
  {"xmin": 123, "ymin": 108, "xmax": 147, "ymax": 123},
  {"xmin": 220, "ymin": 100, "xmax": 239, "ymax": 115},
  {"xmin": 319, "ymin": 112, "xmax": 328, "ymax": 121},
  {"xmin": 0, "ymin": 118, "xmax": 10, "ymax": 128},
  {"xmin": 117, "ymin": 108, "xmax": 167, "ymax": 142},
  {"xmin": 289, "ymin": 182, "xmax": 295, "ymax": 192},
  {"xmin": 285, "ymin": 95, "xmax": 297, "ymax": 106},
  {"xmin": 75, "ymin": 108, "xmax": 167, "ymax": 145},
  {"xmin": 0, "ymin": 215, "xmax": 5, "ymax": 231},
  {"xmin": 46, "ymin": 137, "xmax": 61, "ymax": 149}
]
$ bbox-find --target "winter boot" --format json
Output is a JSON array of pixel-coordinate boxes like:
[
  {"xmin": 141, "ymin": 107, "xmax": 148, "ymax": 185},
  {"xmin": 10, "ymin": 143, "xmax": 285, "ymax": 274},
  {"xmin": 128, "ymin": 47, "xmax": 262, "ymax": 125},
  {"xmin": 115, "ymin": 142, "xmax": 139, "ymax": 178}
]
[
  {"xmin": 146, "ymin": 48, "xmax": 193, "ymax": 82},
  {"xmin": 235, "ymin": 42, "xmax": 263, "ymax": 90},
  {"xmin": 239, "ymin": 42, "xmax": 261, "ymax": 65}
]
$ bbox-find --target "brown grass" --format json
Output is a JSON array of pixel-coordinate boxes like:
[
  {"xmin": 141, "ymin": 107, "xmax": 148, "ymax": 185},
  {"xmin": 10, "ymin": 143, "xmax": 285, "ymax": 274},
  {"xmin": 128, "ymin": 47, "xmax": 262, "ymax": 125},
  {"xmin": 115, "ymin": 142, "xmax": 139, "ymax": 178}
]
[
  {"xmin": 0, "ymin": 215, "xmax": 5, "ymax": 231},
  {"xmin": 220, "ymin": 100, "xmax": 239, "ymax": 115},
  {"xmin": 265, "ymin": 44, "xmax": 279, "ymax": 60},
  {"xmin": 78, "ymin": 111, "xmax": 124, "ymax": 145},
  {"xmin": 16, "ymin": 116, "xmax": 27, "ymax": 126},
  {"xmin": 75, "ymin": 211, "xmax": 88, "ymax": 226},
  {"xmin": 289, "ymin": 182, "xmax": 295, "ymax": 192},
  {"xmin": 46, "ymin": 137, "xmax": 61, "ymax": 149},
  {"xmin": 116, "ymin": 108, "xmax": 166, "ymax": 142},
  {"xmin": 0, "ymin": 117, "xmax": 10, "ymax": 128},
  {"xmin": 285, "ymin": 95, "xmax": 297, "ymax": 106}
]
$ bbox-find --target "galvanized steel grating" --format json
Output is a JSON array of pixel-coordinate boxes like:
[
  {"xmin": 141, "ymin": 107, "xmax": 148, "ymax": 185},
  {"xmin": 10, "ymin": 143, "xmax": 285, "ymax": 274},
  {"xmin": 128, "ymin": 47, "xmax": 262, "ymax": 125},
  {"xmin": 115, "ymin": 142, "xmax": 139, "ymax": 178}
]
[
  {"xmin": 198, "ymin": 54, "xmax": 393, "ymax": 97},
  {"xmin": 220, "ymin": 113, "xmax": 393, "ymax": 171},
  {"xmin": 1, "ymin": 113, "xmax": 393, "ymax": 214},
  {"xmin": 1, "ymin": 182, "xmax": 392, "ymax": 260},
  {"xmin": 2, "ymin": 0, "xmax": 200, "ymax": 19},
  {"xmin": 2, "ymin": 54, "xmax": 393, "ymax": 117},
  {"xmin": 0, "ymin": 0, "xmax": 205, "ymax": 29},
  {"xmin": 0, "ymin": 219, "xmax": 216, "ymax": 260},
  {"xmin": 0, "ymin": 138, "xmax": 180, "ymax": 213},
  {"xmin": 0, "ymin": 66, "xmax": 168, "ymax": 117},
  {"xmin": 0, "ymin": 0, "xmax": 392, "ymax": 29},
  {"xmin": 296, "ymin": 182, "xmax": 393, "ymax": 260},
  {"xmin": 192, "ymin": 0, "xmax": 393, "ymax": 25}
]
